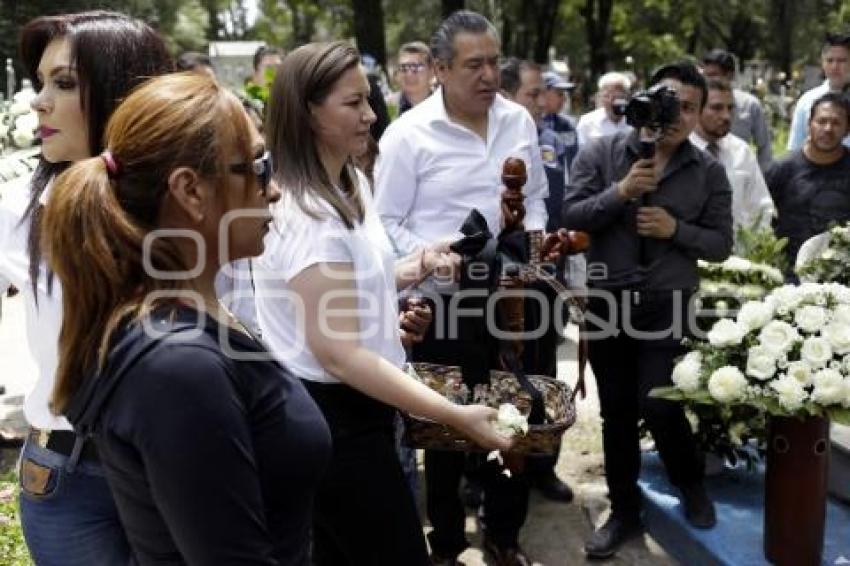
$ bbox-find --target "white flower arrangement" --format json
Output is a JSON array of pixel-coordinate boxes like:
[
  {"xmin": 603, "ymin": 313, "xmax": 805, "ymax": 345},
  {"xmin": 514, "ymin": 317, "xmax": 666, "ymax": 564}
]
[
  {"xmin": 797, "ymin": 223, "xmax": 850, "ymax": 285},
  {"xmin": 697, "ymin": 256, "xmax": 784, "ymax": 330},
  {"xmin": 1, "ymin": 80, "xmax": 38, "ymax": 153},
  {"xmin": 652, "ymin": 282, "xmax": 850, "ymax": 424}
]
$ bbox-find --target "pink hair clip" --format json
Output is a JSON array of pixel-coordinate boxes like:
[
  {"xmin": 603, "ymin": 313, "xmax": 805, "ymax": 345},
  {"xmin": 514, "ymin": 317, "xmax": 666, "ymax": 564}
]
[{"xmin": 101, "ymin": 150, "xmax": 120, "ymax": 177}]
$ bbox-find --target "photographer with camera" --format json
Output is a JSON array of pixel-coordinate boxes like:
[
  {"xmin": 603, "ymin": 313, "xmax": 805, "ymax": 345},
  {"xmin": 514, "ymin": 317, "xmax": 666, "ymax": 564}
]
[{"xmin": 563, "ymin": 61, "xmax": 732, "ymax": 559}]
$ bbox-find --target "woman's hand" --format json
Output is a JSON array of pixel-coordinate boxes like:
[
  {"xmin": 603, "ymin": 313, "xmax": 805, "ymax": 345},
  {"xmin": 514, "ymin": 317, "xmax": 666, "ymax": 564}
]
[{"xmin": 449, "ymin": 404, "xmax": 515, "ymax": 452}]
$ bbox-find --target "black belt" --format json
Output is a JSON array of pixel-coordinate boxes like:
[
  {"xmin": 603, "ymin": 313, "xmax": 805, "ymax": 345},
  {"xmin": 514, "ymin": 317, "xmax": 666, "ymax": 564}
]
[{"xmin": 29, "ymin": 428, "xmax": 99, "ymax": 463}]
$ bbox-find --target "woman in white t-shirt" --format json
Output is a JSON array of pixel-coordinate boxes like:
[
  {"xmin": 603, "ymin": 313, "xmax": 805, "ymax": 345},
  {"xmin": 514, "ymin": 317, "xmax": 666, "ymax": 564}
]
[
  {"xmin": 0, "ymin": 12, "xmax": 171, "ymax": 565},
  {"xmin": 256, "ymin": 41, "xmax": 511, "ymax": 565}
]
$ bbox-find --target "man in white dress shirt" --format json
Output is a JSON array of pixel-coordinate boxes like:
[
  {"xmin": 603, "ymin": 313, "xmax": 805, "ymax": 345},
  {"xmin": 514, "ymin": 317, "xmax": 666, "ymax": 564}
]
[
  {"xmin": 374, "ymin": 10, "xmax": 548, "ymax": 566},
  {"xmin": 787, "ymin": 32, "xmax": 850, "ymax": 151},
  {"xmin": 575, "ymin": 71, "xmax": 633, "ymax": 145},
  {"xmin": 690, "ymin": 79, "xmax": 775, "ymax": 234}
]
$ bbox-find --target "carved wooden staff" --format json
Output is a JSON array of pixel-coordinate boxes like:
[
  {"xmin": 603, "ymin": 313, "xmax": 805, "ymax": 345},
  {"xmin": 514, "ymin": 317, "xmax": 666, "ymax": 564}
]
[{"xmin": 498, "ymin": 157, "xmax": 528, "ymax": 370}]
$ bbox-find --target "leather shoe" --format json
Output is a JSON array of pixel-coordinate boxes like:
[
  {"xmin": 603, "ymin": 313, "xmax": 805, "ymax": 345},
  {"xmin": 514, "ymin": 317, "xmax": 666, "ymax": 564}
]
[
  {"xmin": 584, "ymin": 514, "xmax": 643, "ymax": 559},
  {"xmin": 680, "ymin": 483, "xmax": 716, "ymax": 529},
  {"xmin": 532, "ymin": 472, "xmax": 574, "ymax": 503},
  {"xmin": 482, "ymin": 538, "xmax": 532, "ymax": 566}
]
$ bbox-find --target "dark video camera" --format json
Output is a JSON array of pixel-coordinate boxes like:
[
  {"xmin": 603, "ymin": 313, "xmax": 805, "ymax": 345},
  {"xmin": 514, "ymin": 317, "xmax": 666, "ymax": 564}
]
[
  {"xmin": 613, "ymin": 84, "xmax": 680, "ymax": 132},
  {"xmin": 613, "ymin": 84, "xmax": 680, "ymax": 158}
]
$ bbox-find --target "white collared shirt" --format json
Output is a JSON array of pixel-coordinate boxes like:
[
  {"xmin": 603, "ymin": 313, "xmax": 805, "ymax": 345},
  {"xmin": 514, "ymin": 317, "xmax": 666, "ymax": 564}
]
[
  {"xmin": 0, "ymin": 176, "xmax": 71, "ymax": 431},
  {"xmin": 575, "ymin": 107, "xmax": 632, "ymax": 146},
  {"xmin": 690, "ymin": 130, "xmax": 775, "ymax": 231},
  {"xmin": 255, "ymin": 170, "xmax": 405, "ymax": 384},
  {"xmin": 373, "ymin": 88, "xmax": 548, "ymax": 265}
]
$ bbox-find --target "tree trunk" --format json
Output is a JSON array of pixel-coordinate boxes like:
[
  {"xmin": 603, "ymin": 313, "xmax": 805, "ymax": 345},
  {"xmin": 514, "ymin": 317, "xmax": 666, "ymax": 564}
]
[
  {"xmin": 533, "ymin": 0, "xmax": 560, "ymax": 64},
  {"xmin": 202, "ymin": 0, "xmax": 221, "ymax": 41},
  {"xmin": 771, "ymin": 0, "xmax": 794, "ymax": 79},
  {"xmin": 581, "ymin": 0, "xmax": 614, "ymax": 99},
  {"xmin": 352, "ymin": 0, "xmax": 387, "ymax": 69}
]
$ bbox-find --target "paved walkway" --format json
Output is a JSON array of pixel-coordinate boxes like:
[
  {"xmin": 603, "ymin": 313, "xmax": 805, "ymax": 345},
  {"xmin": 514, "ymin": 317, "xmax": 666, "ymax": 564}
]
[{"xmin": 0, "ymin": 295, "xmax": 675, "ymax": 564}]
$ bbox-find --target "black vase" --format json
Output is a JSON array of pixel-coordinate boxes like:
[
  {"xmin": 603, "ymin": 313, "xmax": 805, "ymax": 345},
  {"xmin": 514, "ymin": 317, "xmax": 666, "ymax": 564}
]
[{"xmin": 763, "ymin": 415, "xmax": 830, "ymax": 566}]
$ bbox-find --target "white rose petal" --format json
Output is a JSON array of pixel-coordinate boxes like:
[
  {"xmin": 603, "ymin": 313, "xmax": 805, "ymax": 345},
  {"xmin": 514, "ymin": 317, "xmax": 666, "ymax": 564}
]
[
  {"xmin": 708, "ymin": 366, "xmax": 748, "ymax": 403},
  {"xmin": 737, "ymin": 300, "xmax": 774, "ymax": 331},
  {"xmin": 794, "ymin": 305, "xmax": 829, "ymax": 334},
  {"xmin": 708, "ymin": 319, "xmax": 746, "ymax": 347},
  {"xmin": 746, "ymin": 346, "xmax": 777, "ymax": 381},
  {"xmin": 758, "ymin": 320, "xmax": 800, "ymax": 355},
  {"xmin": 722, "ymin": 256, "xmax": 752, "ymax": 271},
  {"xmin": 493, "ymin": 403, "xmax": 529, "ymax": 437},
  {"xmin": 811, "ymin": 369, "xmax": 846, "ymax": 405},
  {"xmin": 770, "ymin": 374, "xmax": 808, "ymax": 412},
  {"xmin": 11, "ymin": 128, "xmax": 34, "ymax": 148},
  {"xmin": 823, "ymin": 322, "xmax": 850, "ymax": 355},
  {"xmin": 833, "ymin": 305, "xmax": 850, "ymax": 326},
  {"xmin": 672, "ymin": 358, "xmax": 702, "ymax": 392},
  {"xmin": 800, "ymin": 336, "xmax": 833, "ymax": 369},
  {"xmin": 786, "ymin": 361, "xmax": 813, "ymax": 386},
  {"xmin": 14, "ymin": 112, "xmax": 37, "ymax": 133}
]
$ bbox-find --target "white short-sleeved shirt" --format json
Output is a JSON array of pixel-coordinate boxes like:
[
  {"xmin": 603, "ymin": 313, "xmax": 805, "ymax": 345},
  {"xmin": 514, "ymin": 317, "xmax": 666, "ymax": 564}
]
[
  {"xmin": 254, "ymin": 170, "xmax": 405, "ymax": 383},
  {"xmin": 0, "ymin": 176, "xmax": 70, "ymax": 431}
]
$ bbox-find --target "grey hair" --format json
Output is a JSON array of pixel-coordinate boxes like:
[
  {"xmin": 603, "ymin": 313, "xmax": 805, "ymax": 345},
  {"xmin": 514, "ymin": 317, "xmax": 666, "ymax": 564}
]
[{"xmin": 430, "ymin": 10, "xmax": 498, "ymax": 64}]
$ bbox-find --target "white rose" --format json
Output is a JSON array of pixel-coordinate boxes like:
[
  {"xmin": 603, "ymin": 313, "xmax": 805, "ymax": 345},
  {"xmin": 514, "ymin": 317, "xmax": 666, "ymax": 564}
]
[
  {"xmin": 11, "ymin": 128, "xmax": 34, "ymax": 148},
  {"xmin": 672, "ymin": 358, "xmax": 702, "ymax": 392},
  {"xmin": 811, "ymin": 368, "xmax": 846, "ymax": 405},
  {"xmin": 708, "ymin": 366, "xmax": 748, "ymax": 403},
  {"xmin": 8, "ymin": 100, "xmax": 30, "ymax": 116},
  {"xmin": 493, "ymin": 403, "xmax": 529, "ymax": 436},
  {"xmin": 14, "ymin": 112, "xmax": 37, "ymax": 133},
  {"xmin": 746, "ymin": 346, "xmax": 777, "ymax": 381},
  {"xmin": 770, "ymin": 374, "xmax": 808, "ymax": 412},
  {"xmin": 823, "ymin": 322, "xmax": 850, "ymax": 355},
  {"xmin": 758, "ymin": 320, "xmax": 800, "ymax": 354},
  {"xmin": 800, "ymin": 336, "xmax": 833, "ymax": 369},
  {"xmin": 683, "ymin": 351, "xmax": 702, "ymax": 364},
  {"xmin": 833, "ymin": 305, "xmax": 850, "ymax": 326},
  {"xmin": 739, "ymin": 284, "xmax": 767, "ymax": 300},
  {"xmin": 708, "ymin": 319, "xmax": 746, "ymax": 347},
  {"xmin": 737, "ymin": 301, "xmax": 774, "ymax": 331},
  {"xmin": 768, "ymin": 285, "xmax": 802, "ymax": 312},
  {"xmin": 794, "ymin": 305, "xmax": 829, "ymax": 333},
  {"xmin": 722, "ymin": 256, "xmax": 752, "ymax": 271},
  {"xmin": 700, "ymin": 280, "xmax": 721, "ymax": 294},
  {"xmin": 786, "ymin": 360, "xmax": 813, "ymax": 386}
]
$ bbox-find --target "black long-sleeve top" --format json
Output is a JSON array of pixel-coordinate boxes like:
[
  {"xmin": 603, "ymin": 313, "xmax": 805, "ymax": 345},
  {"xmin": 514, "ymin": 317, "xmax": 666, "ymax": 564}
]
[
  {"xmin": 562, "ymin": 130, "xmax": 733, "ymax": 290},
  {"xmin": 65, "ymin": 306, "xmax": 331, "ymax": 565},
  {"xmin": 766, "ymin": 149, "xmax": 850, "ymax": 270}
]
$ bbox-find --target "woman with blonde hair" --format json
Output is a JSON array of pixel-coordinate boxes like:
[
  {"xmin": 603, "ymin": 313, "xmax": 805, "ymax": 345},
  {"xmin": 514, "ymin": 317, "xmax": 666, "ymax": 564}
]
[{"xmin": 41, "ymin": 72, "xmax": 331, "ymax": 564}]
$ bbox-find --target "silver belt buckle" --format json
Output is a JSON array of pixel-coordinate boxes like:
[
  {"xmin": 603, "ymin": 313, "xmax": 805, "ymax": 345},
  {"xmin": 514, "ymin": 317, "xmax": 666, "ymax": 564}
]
[{"xmin": 632, "ymin": 290, "xmax": 641, "ymax": 305}]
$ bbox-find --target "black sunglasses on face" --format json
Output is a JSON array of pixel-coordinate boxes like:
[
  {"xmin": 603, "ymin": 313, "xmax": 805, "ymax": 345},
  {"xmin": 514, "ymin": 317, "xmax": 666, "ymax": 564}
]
[{"xmin": 230, "ymin": 151, "xmax": 273, "ymax": 194}]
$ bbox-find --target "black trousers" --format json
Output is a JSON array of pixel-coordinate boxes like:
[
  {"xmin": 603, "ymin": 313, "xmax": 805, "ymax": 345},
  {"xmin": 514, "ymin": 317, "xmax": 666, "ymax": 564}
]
[
  {"xmin": 413, "ymin": 294, "xmax": 530, "ymax": 557},
  {"xmin": 586, "ymin": 289, "xmax": 703, "ymax": 519},
  {"xmin": 303, "ymin": 380, "xmax": 429, "ymax": 566}
]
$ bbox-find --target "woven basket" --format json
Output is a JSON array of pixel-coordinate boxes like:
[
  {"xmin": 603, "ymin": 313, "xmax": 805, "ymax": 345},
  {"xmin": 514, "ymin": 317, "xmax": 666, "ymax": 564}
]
[{"xmin": 402, "ymin": 362, "xmax": 576, "ymax": 455}]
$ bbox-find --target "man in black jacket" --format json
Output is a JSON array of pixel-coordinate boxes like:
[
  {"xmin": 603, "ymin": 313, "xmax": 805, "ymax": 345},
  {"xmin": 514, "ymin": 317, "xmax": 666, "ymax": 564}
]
[
  {"xmin": 563, "ymin": 61, "xmax": 732, "ymax": 559},
  {"xmin": 767, "ymin": 92, "xmax": 850, "ymax": 273}
]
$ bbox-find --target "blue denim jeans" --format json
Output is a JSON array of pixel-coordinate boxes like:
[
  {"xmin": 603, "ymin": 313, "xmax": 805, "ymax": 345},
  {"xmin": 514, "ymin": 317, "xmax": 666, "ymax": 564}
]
[{"xmin": 18, "ymin": 436, "xmax": 132, "ymax": 566}]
